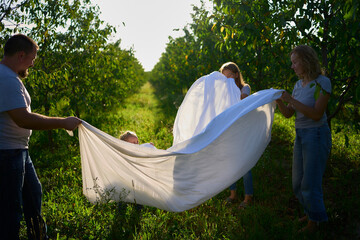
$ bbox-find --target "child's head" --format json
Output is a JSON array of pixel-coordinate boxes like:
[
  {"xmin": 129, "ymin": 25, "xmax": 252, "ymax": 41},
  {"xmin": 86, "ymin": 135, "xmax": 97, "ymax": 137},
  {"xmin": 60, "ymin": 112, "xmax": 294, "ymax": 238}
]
[{"xmin": 120, "ymin": 131, "xmax": 139, "ymax": 144}]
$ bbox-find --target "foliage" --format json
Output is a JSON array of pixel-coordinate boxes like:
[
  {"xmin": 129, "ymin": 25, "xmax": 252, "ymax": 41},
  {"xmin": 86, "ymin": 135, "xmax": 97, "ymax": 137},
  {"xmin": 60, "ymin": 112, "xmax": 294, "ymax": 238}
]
[
  {"xmin": 151, "ymin": 32, "xmax": 201, "ymax": 112},
  {"xmin": 0, "ymin": 0, "xmax": 29, "ymax": 25},
  {"xmin": 150, "ymin": 0, "xmax": 360, "ymax": 132},
  {"xmin": 0, "ymin": 0, "xmax": 146, "ymax": 147}
]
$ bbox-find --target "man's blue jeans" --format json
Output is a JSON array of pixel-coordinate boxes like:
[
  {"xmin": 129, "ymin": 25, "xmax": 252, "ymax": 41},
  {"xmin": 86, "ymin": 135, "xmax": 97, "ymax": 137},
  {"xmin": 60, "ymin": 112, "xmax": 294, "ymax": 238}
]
[
  {"xmin": 292, "ymin": 125, "xmax": 332, "ymax": 222},
  {"xmin": 229, "ymin": 170, "xmax": 254, "ymax": 195},
  {"xmin": 0, "ymin": 149, "xmax": 48, "ymax": 239}
]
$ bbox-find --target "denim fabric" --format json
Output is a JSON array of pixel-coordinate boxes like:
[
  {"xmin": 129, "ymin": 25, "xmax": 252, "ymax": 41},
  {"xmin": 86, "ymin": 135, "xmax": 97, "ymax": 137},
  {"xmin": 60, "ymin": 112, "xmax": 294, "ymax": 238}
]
[
  {"xmin": 292, "ymin": 124, "xmax": 332, "ymax": 222},
  {"xmin": 229, "ymin": 170, "xmax": 254, "ymax": 195},
  {"xmin": 0, "ymin": 149, "xmax": 48, "ymax": 240}
]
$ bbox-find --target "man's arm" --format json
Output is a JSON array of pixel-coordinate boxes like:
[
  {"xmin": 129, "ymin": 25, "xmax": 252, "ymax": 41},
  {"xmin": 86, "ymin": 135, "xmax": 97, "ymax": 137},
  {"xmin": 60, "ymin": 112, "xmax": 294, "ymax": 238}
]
[{"xmin": 7, "ymin": 107, "xmax": 81, "ymax": 131}]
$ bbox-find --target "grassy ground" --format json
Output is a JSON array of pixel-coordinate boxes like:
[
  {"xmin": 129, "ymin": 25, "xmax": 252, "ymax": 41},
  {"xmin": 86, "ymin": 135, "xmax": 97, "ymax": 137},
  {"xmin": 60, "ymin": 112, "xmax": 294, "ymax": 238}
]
[{"xmin": 22, "ymin": 82, "xmax": 360, "ymax": 239}]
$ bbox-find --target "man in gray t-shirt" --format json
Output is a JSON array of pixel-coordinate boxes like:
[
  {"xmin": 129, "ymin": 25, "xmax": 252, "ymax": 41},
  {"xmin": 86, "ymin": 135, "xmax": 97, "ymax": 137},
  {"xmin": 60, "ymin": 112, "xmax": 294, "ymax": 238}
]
[
  {"xmin": 0, "ymin": 34, "xmax": 81, "ymax": 239},
  {"xmin": 0, "ymin": 63, "xmax": 32, "ymax": 148}
]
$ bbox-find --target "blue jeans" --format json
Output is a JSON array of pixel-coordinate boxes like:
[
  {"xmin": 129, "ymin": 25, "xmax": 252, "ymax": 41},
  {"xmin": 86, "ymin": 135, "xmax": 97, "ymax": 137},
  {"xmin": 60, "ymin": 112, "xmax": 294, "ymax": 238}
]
[
  {"xmin": 0, "ymin": 149, "xmax": 48, "ymax": 240},
  {"xmin": 292, "ymin": 125, "xmax": 331, "ymax": 222},
  {"xmin": 229, "ymin": 170, "xmax": 253, "ymax": 195}
]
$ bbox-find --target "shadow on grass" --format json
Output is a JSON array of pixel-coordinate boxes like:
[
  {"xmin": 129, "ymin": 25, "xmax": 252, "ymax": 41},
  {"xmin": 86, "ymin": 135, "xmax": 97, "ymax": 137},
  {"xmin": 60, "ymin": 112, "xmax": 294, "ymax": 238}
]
[
  {"xmin": 323, "ymin": 147, "xmax": 360, "ymax": 238},
  {"xmin": 266, "ymin": 114, "xmax": 360, "ymax": 239}
]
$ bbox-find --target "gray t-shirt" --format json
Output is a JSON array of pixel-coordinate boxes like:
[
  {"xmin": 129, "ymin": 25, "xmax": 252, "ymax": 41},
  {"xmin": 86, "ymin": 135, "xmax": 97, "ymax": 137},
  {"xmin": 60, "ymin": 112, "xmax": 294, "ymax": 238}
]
[
  {"xmin": 0, "ymin": 64, "xmax": 32, "ymax": 149},
  {"xmin": 292, "ymin": 75, "xmax": 331, "ymax": 129}
]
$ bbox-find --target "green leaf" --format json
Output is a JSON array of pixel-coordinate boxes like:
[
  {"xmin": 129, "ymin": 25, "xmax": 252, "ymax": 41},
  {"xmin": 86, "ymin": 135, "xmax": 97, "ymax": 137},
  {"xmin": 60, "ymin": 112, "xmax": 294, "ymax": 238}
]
[{"xmin": 314, "ymin": 84, "xmax": 321, "ymax": 100}]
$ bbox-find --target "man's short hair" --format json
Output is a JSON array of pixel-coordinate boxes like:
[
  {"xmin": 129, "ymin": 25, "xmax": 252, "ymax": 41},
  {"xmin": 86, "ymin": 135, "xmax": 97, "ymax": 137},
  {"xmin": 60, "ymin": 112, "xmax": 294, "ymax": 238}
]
[{"xmin": 4, "ymin": 34, "xmax": 39, "ymax": 56}]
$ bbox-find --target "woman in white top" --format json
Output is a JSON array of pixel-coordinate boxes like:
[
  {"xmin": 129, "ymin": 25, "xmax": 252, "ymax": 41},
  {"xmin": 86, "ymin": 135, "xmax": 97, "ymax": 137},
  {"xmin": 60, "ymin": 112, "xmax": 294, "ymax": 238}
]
[{"xmin": 220, "ymin": 62, "xmax": 253, "ymax": 209}]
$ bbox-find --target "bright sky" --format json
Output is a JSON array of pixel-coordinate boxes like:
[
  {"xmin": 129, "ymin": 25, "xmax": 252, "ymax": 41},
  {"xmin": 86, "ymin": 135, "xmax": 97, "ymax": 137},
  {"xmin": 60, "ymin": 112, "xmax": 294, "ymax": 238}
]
[{"xmin": 93, "ymin": 0, "xmax": 212, "ymax": 71}]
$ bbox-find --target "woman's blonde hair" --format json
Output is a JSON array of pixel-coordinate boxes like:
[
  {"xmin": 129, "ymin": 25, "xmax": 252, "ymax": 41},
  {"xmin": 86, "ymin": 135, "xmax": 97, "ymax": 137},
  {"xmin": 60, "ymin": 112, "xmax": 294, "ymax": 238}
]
[
  {"xmin": 120, "ymin": 131, "xmax": 137, "ymax": 141},
  {"xmin": 290, "ymin": 45, "xmax": 323, "ymax": 80},
  {"xmin": 219, "ymin": 62, "xmax": 247, "ymax": 89}
]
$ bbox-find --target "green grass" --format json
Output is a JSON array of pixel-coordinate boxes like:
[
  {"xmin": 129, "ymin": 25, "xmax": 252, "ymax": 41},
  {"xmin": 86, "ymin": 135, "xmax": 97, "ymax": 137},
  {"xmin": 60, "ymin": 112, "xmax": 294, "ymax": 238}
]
[
  {"xmin": 114, "ymin": 81, "xmax": 174, "ymax": 150},
  {"xmin": 22, "ymin": 82, "xmax": 360, "ymax": 239}
]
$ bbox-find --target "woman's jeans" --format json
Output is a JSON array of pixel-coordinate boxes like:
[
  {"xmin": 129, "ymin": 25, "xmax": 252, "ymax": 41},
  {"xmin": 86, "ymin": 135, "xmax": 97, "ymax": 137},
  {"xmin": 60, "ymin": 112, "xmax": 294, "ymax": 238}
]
[
  {"xmin": 292, "ymin": 125, "xmax": 332, "ymax": 222},
  {"xmin": 229, "ymin": 170, "xmax": 253, "ymax": 195},
  {"xmin": 0, "ymin": 149, "xmax": 48, "ymax": 240}
]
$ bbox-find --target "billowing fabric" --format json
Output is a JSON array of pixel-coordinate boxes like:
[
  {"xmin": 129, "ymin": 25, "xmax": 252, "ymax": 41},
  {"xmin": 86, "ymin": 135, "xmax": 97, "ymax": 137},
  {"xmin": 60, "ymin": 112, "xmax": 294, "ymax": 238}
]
[
  {"xmin": 173, "ymin": 71, "xmax": 240, "ymax": 145},
  {"xmin": 78, "ymin": 72, "xmax": 283, "ymax": 212}
]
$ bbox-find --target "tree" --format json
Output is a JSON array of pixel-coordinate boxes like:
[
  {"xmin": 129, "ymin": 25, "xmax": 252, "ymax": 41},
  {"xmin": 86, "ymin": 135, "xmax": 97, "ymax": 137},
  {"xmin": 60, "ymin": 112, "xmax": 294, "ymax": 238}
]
[
  {"xmin": 151, "ymin": 0, "xmax": 360, "ymax": 131},
  {"xmin": 0, "ymin": 0, "xmax": 146, "ymax": 147},
  {"xmin": 0, "ymin": 0, "xmax": 29, "ymax": 24}
]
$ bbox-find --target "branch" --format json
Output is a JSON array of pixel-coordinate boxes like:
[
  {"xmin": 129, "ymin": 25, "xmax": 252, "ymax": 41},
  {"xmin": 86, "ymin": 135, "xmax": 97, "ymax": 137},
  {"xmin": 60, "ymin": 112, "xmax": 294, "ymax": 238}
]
[
  {"xmin": 328, "ymin": 76, "xmax": 356, "ymax": 121},
  {"xmin": 0, "ymin": 0, "xmax": 30, "ymax": 23},
  {"xmin": 328, "ymin": 47, "xmax": 337, "ymax": 80},
  {"xmin": 0, "ymin": 0, "xmax": 14, "ymax": 23}
]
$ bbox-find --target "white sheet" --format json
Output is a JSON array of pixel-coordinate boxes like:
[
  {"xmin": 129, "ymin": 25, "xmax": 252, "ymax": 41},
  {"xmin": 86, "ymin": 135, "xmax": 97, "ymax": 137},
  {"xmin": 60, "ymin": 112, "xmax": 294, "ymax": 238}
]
[
  {"xmin": 173, "ymin": 71, "xmax": 240, "ymax": 145},
  {"xmin": 78, "ymin": 72, "xmax": 283, "ymax": 212}
]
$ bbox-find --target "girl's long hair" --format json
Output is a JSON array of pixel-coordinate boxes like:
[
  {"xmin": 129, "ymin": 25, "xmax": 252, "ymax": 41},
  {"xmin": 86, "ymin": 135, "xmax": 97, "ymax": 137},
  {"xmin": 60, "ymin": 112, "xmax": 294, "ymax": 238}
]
[{"xmin": 219, "ymin": 62, "xmax": 248, "ymax": 90}]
